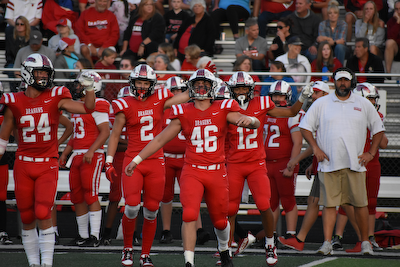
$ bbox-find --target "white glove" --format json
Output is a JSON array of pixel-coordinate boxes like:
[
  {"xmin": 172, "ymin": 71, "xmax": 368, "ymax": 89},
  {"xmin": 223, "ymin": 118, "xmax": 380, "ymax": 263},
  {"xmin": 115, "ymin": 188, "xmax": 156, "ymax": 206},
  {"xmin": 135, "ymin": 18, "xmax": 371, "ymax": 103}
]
[
  {"xmin": 78, "ymin": 72, "xmax": 94, "ymax": 92},
  {"xmin": 298, "ymin": 82, "xmax": 313, "ymax": 103}
]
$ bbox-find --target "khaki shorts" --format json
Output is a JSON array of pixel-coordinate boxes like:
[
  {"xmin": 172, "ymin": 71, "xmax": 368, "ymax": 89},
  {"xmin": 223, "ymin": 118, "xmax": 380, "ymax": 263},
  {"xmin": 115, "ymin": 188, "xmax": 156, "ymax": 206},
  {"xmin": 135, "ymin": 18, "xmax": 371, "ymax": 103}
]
[{"xmin": 318, "ymin": 169, "xmax": 368, "ymax": 208}]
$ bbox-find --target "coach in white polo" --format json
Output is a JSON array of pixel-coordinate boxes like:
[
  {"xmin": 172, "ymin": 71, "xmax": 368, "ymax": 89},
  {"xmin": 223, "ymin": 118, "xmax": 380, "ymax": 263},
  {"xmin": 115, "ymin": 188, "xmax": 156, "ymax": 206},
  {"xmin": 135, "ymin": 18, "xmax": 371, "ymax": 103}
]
[{"xmin": 299, "ymin": 67, "xmax": 385, "ymax": 256}]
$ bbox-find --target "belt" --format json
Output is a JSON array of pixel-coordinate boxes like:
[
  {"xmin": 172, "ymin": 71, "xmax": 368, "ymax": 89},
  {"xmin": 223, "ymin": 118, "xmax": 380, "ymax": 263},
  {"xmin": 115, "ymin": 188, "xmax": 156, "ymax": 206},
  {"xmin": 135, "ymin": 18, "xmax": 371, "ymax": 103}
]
[
  {"xmin": 164, "ymin": 153, "xmax": 184, "ymax": 159},
  {"xmin": 18, "ymin": 156, "xmax": 50, "ymax": 162},
  {"xmin": 191, "ymin": 164, "xmax": 221, "ymax": 170}
]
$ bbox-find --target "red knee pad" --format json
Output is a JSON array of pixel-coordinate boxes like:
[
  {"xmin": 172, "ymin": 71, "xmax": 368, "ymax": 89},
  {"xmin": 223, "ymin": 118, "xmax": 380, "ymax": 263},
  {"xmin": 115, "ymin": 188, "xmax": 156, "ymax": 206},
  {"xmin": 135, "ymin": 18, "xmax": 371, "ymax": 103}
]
[
  {"xmin": 70, "ymin": 190, "xmax": 84, "ymax": 205},
  {"xmin": 213, "ymin": 219, "xmax": 228, "ymax": 231},
  {"xmin": 368, "ymin": 197, "xmax": 377, "ymax": 215},
  {"xmin": 281, "ymin": 195, "xmax": 296, "ymax": 212},
  {"xmin": 228, "ymin": 202, "xmax": 240, "ymax": 217},
  {"xmin": 182, "ymin": 208, "xmax": 199, "ymax": 223},
  {"xmin": 20, "ymin": 209, "xmax": 36, "ymax": 224},
  {"xmin": 35, "ymin": 203, "xmax": 52, "ymax": 220},
  {"xmin": 338, "ymin": 206, "xmax": 346, "ymax": 215},
  {"xmin": 84, "ymin": 191, "xmax": 99, "ymax": 206}
]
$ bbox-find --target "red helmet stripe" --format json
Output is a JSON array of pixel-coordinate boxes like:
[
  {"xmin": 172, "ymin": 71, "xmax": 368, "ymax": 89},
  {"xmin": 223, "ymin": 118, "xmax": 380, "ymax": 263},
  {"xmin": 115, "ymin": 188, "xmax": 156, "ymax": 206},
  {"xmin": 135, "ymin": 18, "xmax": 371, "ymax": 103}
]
[
  {"xmin": 237, "ymin": 72, "xmax": 245, "ymax": 83},
  {"xmin": 139, "ymin": 65, "xmax": 147, "ymax": 77}
]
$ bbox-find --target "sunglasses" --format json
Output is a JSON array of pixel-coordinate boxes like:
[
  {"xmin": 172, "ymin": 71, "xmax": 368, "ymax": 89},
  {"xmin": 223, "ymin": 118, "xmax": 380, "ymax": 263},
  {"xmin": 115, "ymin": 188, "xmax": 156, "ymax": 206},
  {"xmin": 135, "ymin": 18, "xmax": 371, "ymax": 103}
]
[
  {"xmin": 277, "ymin": 26, "xmax": 284, "ymax": 29},
  {"xmin": 16, "ymin": 23, "xmax": 25, "ymax": 26},
  {"xmin": 120, "ymin": 64, "xmax": 131, "ymax": 68}
]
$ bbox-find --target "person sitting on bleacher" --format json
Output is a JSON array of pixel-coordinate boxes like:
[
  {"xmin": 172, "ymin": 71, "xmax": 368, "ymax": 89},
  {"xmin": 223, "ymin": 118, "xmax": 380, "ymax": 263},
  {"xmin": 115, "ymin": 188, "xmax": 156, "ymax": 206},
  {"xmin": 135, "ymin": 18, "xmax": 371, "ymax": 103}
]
[
  {"xmin": 310, "ymin": 40, "xmax": 342, "ymax": 82},
  {"xmin": 267, "ymin": 16, "xmax": 295, "ymax": 61},
  {"xmin": 48, "ymin": 19, "xmax": 81, "ymax": 57},
  {"xmin": 346, "ymin": 37, "xmax": 384, "ymax": 84},
  {"xmin": 13, "ymin": 30, "xmax": 56, "ymax": 79},
  {"xmin": 255, "ymin": 0, "xmax": 296, "ymax": 38},
  {"xmin": 384, "ymin": 0, "xmax": 400, "ymax": 76},
  {"xmin": 235, "ymin": 17, "xmax": 269, "ymax": 71},
  {"xmin": 180, "ymin": 44, "xmax": 201, "ymax": 80},
  {"xmin": 210, "ymin": 0, "xmax": 253, "ymax": 41},
  {"xmin": 164, "ymin": 0, "xmax": 190, "ymax": 44},
  {"xmin": 344, "ymin": 0, "xmax": 384, "ymax": 42},
  {"xmin": 355, "ymin": 1, "xmax": 385, "ymax": 56},
  {"xmin": 289, "ymin": 0, "xmax": 322, "ymax": 62},
  {"xmin": 173, "ymin": 0, "xmax": 216, "ymax": 62},
  {"xmin": 54, "ymin": 37, "xmax": 83, "ymax": 82},
  {"xmin": 316, "ymin": 0, "xmax": 347, "ymax": 65}
]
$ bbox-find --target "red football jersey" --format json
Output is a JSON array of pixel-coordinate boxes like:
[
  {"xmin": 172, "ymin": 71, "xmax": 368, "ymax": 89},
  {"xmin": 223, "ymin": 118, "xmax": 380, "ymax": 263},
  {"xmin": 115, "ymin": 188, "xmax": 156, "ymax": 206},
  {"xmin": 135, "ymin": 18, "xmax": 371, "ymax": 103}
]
[
  {"xmin": 364, "ymin": 111, "xmax": 384, "ymax": 164},
  {"xmin": 111, "ymin": 88, "xmax": 174, "ymax": 159},
  {"xmin": 69, "ymin": 98, "xmax": 110, "ymax": 150},
  {"xmin": 0, "ymin": 87, "xmax": 72, "ymax": 158},
  {"xmin": 226, "ymin": 96, "xmax": 276, "ymax": 163},
  {"xmin": 109, "ymin": 109, "xmax": 128, "ymax": 140},
  {"xmin": 162, "ymin": 108, "xmax": 186, "ymax": 154},
  {"xmin": 169, "ymin": 99, "xmax": 241, "ymax": 165},
  {"xmin": 264, "ymin": 109, "xmax": 305, "ymax": 161}
]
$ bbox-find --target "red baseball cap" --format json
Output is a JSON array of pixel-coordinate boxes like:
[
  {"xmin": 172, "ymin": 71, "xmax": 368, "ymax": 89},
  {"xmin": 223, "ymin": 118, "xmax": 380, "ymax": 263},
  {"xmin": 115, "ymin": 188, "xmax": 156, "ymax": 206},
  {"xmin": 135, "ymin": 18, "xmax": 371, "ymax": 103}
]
[
  {"xmin": 61, "ymin": 37, "xmax": 76, "ymax": 46},
  {"xmin": 57, "ymin": 18, "xmax": 72, "ymax": 28}
]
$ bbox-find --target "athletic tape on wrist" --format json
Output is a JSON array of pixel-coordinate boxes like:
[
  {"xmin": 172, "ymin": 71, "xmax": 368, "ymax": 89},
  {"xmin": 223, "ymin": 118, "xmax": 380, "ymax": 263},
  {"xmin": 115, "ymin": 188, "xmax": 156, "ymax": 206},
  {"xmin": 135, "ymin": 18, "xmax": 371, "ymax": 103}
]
[
  {"xmin": 106, "ymin": 156, "xmax": 114, "ymax": 164},
  {"xmin": 132, "ymin": 155, "xmax": 143, "ymax": 165},
  {"xmin": 0, "ymin": 138, "xmax": 9, "ymax": 154}
]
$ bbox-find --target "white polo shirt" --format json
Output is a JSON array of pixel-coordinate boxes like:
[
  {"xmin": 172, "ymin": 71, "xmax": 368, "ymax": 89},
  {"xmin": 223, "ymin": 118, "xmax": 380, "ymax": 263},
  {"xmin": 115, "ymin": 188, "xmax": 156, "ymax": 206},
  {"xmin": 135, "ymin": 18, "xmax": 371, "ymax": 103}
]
[
  {"xmin": 299, "ymin": 92, "xmax": 385, "ymax": 173},
  {"xmin": 5, "ymin": 0, "xmax": 43, "ymax": 24}
]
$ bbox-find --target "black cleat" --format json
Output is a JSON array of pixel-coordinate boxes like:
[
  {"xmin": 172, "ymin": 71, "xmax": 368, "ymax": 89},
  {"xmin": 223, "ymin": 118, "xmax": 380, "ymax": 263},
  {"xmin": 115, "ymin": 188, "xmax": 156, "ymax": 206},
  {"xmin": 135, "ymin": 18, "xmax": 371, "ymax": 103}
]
[
  {"xmin": 196, "ymin": 228, "xmax": 210, "ymax": 245},
  {"xmin": 79, "ymin": 235, "xmax": 100, "ymax": 247},
  {"xmin": 160, "ymin": 230, "xmax": 173, "ymax": 244},
  {"xmin": 219, "ymin": 250, "xmax": 234, "ymax": 267}
]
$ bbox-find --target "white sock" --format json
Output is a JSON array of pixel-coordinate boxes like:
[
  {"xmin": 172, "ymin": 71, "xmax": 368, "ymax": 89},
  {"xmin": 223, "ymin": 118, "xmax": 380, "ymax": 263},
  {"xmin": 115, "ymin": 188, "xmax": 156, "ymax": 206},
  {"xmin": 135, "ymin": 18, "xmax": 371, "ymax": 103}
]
[
  {"xmin": 22, "ymin": 228, "xmax": 40, "ymax": 266},
  {"xmin": 76, "ymin": 213, "xmax": 89, "ymax": 239},
  {"xmin": 287, "ymin": 231, "xmax": 296, "ymax": 235},
  {"xmin": 184, "ymin": 250, "xmax": 194, "ymax": 265},
  {"xmin": 89, "ymin": 210, "xmax": 102, "ymax": 239},
  {"xmin": 54, "ymin": 226, "xmax": 59, "ymax": 236},
  {"xmin": 214, "ymin": 222, "xmax": 230, "ymax": 252},
  {"xmin": 39, "ymin": 227, "xmax": 55, "ymax": 266},
  {"xmin": 265, "ymin": 237, "xmax": 274, "ymax": 247}
]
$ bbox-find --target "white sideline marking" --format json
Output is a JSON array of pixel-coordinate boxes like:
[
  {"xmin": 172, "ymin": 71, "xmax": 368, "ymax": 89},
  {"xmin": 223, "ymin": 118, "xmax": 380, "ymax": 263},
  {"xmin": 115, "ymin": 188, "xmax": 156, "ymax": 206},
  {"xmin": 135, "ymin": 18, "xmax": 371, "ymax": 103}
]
[{"xmin": 298, "ymin": 257, "xmax": 338, "ymax": 267}]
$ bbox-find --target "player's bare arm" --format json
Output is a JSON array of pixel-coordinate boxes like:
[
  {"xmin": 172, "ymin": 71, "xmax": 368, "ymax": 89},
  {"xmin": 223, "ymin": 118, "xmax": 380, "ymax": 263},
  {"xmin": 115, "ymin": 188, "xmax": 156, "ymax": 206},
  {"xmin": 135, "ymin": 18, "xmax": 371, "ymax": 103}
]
[
  {"xmin": 58, "ymin": 114, "xmax": 73, "ymax": 146},
  {"xmin": 164, "ymin": 90, "xmax": 190, "ymax": 110},
  {"xmin": 58, "ymin": 90, "xmax": 96, "ymax": 114},
  {"xmin": 59, "ymin": 144, "xmax": 73, "ymax": 168},
  {"xmin": 300, "ymin": 128, "xmax": 329, "ymax": 162},
  {"xmin": 0, "ymin": 108, "xmax": 15, "ymax": 160},
  {"xmin": 125, "ymin": 118, "xmax": 182, "ymax": 176},
  {"xmin": 227, "ymin": 111, "xmax": 260, "ymax": 129},
  {"xmin": 283, "ymin": 130, "xmax": 303, "ymax": 177},
  {"xmin": 83, "ymin": 122, "xmax": 110, "ymax": 164},
  {"xmin": 107, "ymin": 112, "xmax": 126, "ymax": 159},
  {"xmin": 287, "ymin": 146, "xmax": 313, "ymax": 171},
  {"xmin": 358, "ymin": 131, "xmax": 384, "ymax": 166}
]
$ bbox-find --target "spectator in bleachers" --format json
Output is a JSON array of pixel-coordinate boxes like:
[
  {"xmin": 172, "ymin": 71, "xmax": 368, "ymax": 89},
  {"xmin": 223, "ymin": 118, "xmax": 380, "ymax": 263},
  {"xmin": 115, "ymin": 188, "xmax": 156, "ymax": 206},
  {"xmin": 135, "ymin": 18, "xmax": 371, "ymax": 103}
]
[
  {"xmin": 146, "ymin": 52, "xmax": 159, "ymax": 68},
  {"xmin": 311, "ymin": 40, "xmax": 342, "ymax": 82},
  {"xmin": 317, "ymin": 0, "xmax": 347, "ymax": 65},
  {"xmin": 108, "ymin": 0, "xmax": 131, "ymax": 51},
  {"xmin": 48, "ymin": 19, "xmax": 81, "ymax": 57},
  {"xmin": 255, "ymin": 0, "xmax": 296, "ymax": 38},
  {"xmin": 196, "ymin": 56, "xmax": 217, "ymax": 74},
  {"xmin": 75, "ymin": 58, "xmax": 93, "ymax": 70},
  {"xmin": 95, "ymin": 48, "xmax": 120, "ymax": 101},
  {"xmin": 261, "ymin": 60, "xmax": 298, "ymax": 102},
  {"xmin": 174, "ymin": 0, "xmax": 216, "ymax": 62},
  {"xmin": 13, "ymin": 30, "xmax": 56, "ymax": 78},
  {"xmin": 41, "ymin": 0, "xmax": 77, "ymax": 35},
  {"xmin": 180, "ymin": 44, "xmax": 201, "ymax": 80},
  {"xmin": 276, "ymin": 36, "xmax": 311, "ymax": 84},
  {"xmin": 154, "ymin": 54, "xmax": 176, "ymax": 82},
  {"xmin": 164, "ymin": 0, "xmax": 190, "ymax": 44},
  {"xmin": 158, "ymin": 43, "xmax": 181, "ymax": 70},
  {"xmin": 289, "ymin": 0, "xmax": 321, "ymax": 62},
  {"xmin": 79, "ymin": 0, "xmax": 96, "ymax": 12},
  {"xmin": 75, "ymin": 0, "xmax": 120, "ymax": 68},
  {"xmin": 4, "ymin": 0, "xmax": 42, "ymax": 41},
  {"xmin": 344, "ymin": 0, "xmax": 383, "ymax": 42},
  {"xmin": 54, "ymin": 37, "xmax": 82, "ymax": 81},
  {"xmin": 267, "ymin": 16, "xmax": 295, "ymax": 61},
  {"xmin": 210, "ymin": 0, "xmax": 253, "ymax": 41},
  {"xmin": 233, "ymin": 55, "xmax": 262, "ymax": 96},
  {"xmin": 235, "ymin": 17, "xmax": 269, "ymax": 71},
  {"xmin": 355, "ymin": 1, "xmax": 385, "ymax": 56},
  {"xmin": 4, "ymin": 16, "xmax": 30, "ymax": 89},
  {"xmin": 384, "ymin": 0, "xmax": 400, "ymax": 75},
  {"xmin": 346, "ymin": 37, "xmax": 384, "ymax": 83},
  {"xmin": 120, "ymin": 0, "xmax": 165, "ymax": 61}
]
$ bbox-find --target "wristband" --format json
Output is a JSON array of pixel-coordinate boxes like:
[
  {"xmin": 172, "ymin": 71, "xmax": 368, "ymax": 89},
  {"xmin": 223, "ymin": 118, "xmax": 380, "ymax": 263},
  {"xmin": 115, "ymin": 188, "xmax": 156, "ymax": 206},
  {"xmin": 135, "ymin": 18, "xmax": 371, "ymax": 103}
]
[
  {"xmin": 132, "ymin": 155, "xmax": 143, "ymax": 165},
  {"xmin": 0, "ymin": 138, "xmax": 8, "ymax": 154},
  {"xmin": 140, "ymin": 42, "xmax": 145, "ymax": 46},
  {"xmin": 368, "ymin": 151, "xmax": 375, "ymax": 158},
  {"xmin": 250, "ymin": 116, "xmax": 256, "ymax": 125},
  {"xmin": 106, "ymin": 155, "xmax": 114, "ymax": 164}
]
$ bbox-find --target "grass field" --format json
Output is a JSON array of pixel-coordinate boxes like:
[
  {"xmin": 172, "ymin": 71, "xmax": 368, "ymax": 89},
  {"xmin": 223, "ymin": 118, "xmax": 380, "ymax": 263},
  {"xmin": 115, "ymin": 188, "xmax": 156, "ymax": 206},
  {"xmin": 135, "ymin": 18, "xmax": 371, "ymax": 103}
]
[{"xmin": 2, "ymin": 239, "xmax": 400, "ymax": 267}]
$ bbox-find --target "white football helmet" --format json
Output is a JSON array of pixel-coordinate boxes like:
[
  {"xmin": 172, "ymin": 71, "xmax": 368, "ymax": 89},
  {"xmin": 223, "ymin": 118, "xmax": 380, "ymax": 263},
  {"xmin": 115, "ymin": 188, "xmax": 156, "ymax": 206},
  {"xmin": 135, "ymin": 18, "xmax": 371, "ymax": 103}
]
[
  {"xmin": 354, "ymin": 82, "xmax": 380, "ymax": 109},
  {"xmin": 187, "ymin": 69, "xmax": 216, "ymax": 100},
  {"xmin": 165, "ymin": 76, "xmax": 187, "ymax": 92},
  {"xmin": 129, "ymin": 64, "xmax": 157, "ymax": 100},
  {"xmin": 117, "ymin": 86, "xmax": 134, "ymax": 98},
  {"xmin": 73, "ymin": 71, "xmax": 102, "ymax": 99},
  {"xmin": 227, "ymin": 71, "xmax": 255, "ymax": 105},
  {"xmin": 269, "ymin": 80, "xmax": 292, "ymax": 107},
  {"xmin": 214, "ymin": 79, "xmax": 230, "ymax": 100},
  {"xmin": 21, "ymin": 53, "xmax": 55, "ymax": 91}
]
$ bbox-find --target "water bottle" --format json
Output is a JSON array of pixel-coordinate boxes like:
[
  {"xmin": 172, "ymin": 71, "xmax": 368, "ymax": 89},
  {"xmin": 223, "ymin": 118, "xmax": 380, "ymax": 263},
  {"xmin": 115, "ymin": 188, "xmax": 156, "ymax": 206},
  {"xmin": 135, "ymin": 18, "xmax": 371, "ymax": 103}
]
[{"xmin": 322, "ymin": 66, "xmax": 328, "ymax": 82}]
